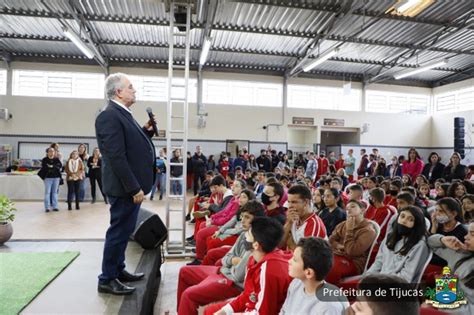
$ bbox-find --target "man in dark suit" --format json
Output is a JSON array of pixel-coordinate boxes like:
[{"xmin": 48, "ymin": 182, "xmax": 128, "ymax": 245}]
[{"xmin": 95, "ymin": 73, "xmax": 156, "ymax": 295}]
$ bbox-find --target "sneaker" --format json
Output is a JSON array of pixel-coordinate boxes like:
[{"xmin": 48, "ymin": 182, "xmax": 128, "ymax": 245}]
[
  {"xmin": 186, "ymin": 239, "xmax": 196, "ymax": 246},
  {"xmin": 185, "ymin": 235, "xmax": 194, "ymax": 241},
  {"xmin": 185, "ymin": 214, "xmax": 191, "ymax": 221},
  {"xmin": 190, "ymin": 219, "xmax": 196, "ymax": 224},
  {"xmin": 52, "ymin": 208, "xmax": 59, "ymax": 212},
  {"xmin": 159, "ymin": 195, "xmax": 163, "ymax": 200},
  {"xmin": 186, "ymin": 259, "xmax": 201, "ymax": 266},
  {"xmin": 45, "ymin": 209, "xmax": 50, "ymax": 213}
]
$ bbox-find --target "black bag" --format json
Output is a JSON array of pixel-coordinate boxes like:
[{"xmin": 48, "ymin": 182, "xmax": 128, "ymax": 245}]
[{"xmin": 37, "ymin": 168, "xmax": 47, "ymax": 180}]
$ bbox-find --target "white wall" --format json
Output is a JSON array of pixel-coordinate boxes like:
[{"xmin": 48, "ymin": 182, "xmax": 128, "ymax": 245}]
[
  {"xmin": 0, "ymin": 62, "xmax": 441, "ymax": 149},
  {"xmin": 431, "ymin": 78, "xmax": 474, "ymax": 147}
]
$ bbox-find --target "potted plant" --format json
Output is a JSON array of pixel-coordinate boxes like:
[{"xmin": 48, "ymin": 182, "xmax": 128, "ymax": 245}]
[{"xmin": 0, "ymin": 195, "xmax": 16, "ymax": 244}]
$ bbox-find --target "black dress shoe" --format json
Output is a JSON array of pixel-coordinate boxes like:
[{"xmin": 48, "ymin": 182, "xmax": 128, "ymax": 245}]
[
  {"xmin": 98, "ymin": 279, "xmax": 135, "ymax": 295},
  {"xmin": 118, "ymin": 270, "xmax": 145, "ymax": 282}
]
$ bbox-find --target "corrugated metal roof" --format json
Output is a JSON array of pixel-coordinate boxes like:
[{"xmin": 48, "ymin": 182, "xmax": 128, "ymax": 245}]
[{"xmin": 0, "ymin": 0, "xmax": 472, "ymax": 86}]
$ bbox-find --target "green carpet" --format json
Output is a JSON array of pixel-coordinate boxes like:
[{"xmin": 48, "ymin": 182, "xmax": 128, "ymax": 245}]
[{"xmin": 0, "ymin": 251, "xmax": 80, "ymax": 315}]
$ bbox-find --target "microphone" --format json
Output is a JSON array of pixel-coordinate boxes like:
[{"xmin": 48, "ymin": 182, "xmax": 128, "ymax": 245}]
[{"xmin": 146, "ymin": 107, "xmax": 159, "ymax": 137}]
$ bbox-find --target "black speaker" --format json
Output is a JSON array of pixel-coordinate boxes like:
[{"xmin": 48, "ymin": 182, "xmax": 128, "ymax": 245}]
[
  {"xmin": 454, "ymin": 117, "xmax": 465, "ymax": 159},
  {"xmin": 131, "ymin": 208, "xmax": 168, "ymax": 250}
]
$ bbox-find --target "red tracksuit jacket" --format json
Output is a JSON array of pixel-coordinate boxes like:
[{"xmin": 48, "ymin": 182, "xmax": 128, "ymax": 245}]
[{"xmin": 228, "ymin": 249, "xmax": 292, "ymax": 314}]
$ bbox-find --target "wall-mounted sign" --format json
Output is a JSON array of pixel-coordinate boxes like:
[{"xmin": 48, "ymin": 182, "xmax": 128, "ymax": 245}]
[
  {"xmin": 323, "ymin": 118, "xmax": 345, "ymax": 127},
  {"xmin": 157, "ymin": 130, "xmax": 166, "ymax": 138},
  {"xmin": 292, "ymin": 117, "xmax": 314, "ymax": 125}
]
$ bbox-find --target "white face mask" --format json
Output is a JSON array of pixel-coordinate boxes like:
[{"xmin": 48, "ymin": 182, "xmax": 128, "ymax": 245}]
[{"xmin": 436, "ymin": 215, "xmax": 450, "ymax": 224}]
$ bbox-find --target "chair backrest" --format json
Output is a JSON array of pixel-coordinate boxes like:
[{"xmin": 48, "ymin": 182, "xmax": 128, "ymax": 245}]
[
  {"xmin": 413, "ymin": 246, "xmax": 434, "ymax": 287},
  {"xmin": 363, "ymin": 220, "xmax": 381, "ymax": 272}
]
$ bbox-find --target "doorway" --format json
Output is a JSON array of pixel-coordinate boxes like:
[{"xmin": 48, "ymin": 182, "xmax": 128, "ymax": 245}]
[
  {"xmin": 319, "ymin": 128, "xmax": 360, "ymax": 155},
  {"xmin": 226, "ymin": 140, "xmax": 250, "ymax": 157}
]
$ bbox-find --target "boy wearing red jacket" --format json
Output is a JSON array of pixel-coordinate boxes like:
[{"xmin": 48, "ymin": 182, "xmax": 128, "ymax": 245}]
[{"xmin": 204, "ymin": 216, "xmax": 291, "ymax": 315}]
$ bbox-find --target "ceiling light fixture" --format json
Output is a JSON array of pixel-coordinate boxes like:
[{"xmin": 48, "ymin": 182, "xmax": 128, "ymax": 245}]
[
  {"xmin": 63, "ymin": 27, "xmax": 95, "ymax": 59},
  {"xmin": 199, "ymin": 37, "xmax": 212, "ymax": 65},
  {"xmin": 393, "ymin": 58, "xmax": 449, "ymax": 80},
  {"xmin": 394, "ymin": 0, "xmax": 422, "ymax": 13},
  {"xmin": 302, "ymin": 48, "xmax": 339, "ymax": 72}
]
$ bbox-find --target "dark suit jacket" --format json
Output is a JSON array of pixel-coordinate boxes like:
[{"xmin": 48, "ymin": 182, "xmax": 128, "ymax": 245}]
[
  {"xmin": 421, "ymin": 162, "xmax": 445, "ymax": 184},
  {"xmin": 95, "ymin": 100, "xmax": 155, "ymax": 197}
]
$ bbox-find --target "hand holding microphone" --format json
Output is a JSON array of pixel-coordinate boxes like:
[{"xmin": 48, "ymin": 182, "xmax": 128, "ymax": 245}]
[{"xmin": 145, "ymin": 107, "xmax": 159, "ymax": 136}]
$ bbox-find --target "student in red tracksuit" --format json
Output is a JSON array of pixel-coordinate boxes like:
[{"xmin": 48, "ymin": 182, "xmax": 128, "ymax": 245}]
[
  {"xmin": 366, "ymin": 188, "xmax": 397, "ymax": 249},
  {"xmin": 176, "ymin": 201, "xmax": 266, "ymax": 315},
  {"xmin": 204, "ymin": 217, "xmax": 292, "ymax": 315},
  {"xmin": 281, "ymin": 184, "xmax": 327, "ymax": 251},
  {"xmin": 316, "ymin": 152, "xmax": 329, "ymax": 180},
  {"xmin": 219, "ymin": 156, "xmax": 230, "ymax": 179}
]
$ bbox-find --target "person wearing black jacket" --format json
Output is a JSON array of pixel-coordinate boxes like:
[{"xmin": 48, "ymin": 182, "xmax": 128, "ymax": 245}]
[
  {"xmin": 170, "ymin": 149, "xmax": 183, "ymax": 196},
  {"xmin": 443, "ymin": 152, "xmax": 467, "ymax": 182},
  {"xmin": 422, "ymin": 152, "xmax": 445, "ymax": 187},
  {"xmin": 40, "ymin": 147, "xmax": 62, "ymax": 212},
  {"xmin": 87, "ymin": 148, "xmax": 107, "ymax": 204},
  {"xmin": 192, "ymin": 146, "xmax": 208, "ymax": 195},
  {"xmin": 256, "ymin": 149, "xmax": 271, "ymax": 172}
]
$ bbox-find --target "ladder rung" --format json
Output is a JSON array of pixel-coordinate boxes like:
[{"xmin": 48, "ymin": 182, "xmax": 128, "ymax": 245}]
[
  {"xmin": 173, "ymin": 65, "xmax": 186, "ymax": 69},
  {"xmin": 171, "ymin": 83, "xmax": 186, "ymax": 87},
  {"xmin": 171, "ymin": 97, "xmax": 186, "ymax": 101},
  {"xmin": 168, "ymin": 228, "xmax": 184, "ymax": 231},
  {"xmin": 173, "ymin": 33, "xmax": 186, "ymax": 36},
  {"xmin": 174, "ymin": 23, "xmax": 187, "ymax": 27},
  {"xmin": 170, "ymin": 130, "xmax": 185, "ymax": 133}
]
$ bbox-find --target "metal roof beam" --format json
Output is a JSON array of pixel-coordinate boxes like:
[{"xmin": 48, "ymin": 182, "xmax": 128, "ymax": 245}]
[
  {"xmin": 1, "ymin": 8, "xmax": 472, "ymax": 56},
  {"xmin": 230, "ymin": 0, "xmax": 474, "ymax": 30},
  {"xmin": 367, "ymin": 11, "xmax": 474, "ymax": 84},
  {"xmin": 0, "ymin": 33, "xmax": 466, "ymax": 73}
]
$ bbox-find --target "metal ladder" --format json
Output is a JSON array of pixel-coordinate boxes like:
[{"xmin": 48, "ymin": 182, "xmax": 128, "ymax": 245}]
[{"xmin": 165, "ymin": 0, "xmax": 193, "ymax": 258}]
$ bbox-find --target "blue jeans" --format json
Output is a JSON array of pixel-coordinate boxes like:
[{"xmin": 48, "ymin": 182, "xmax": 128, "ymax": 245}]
[
  {"xmin": 172, "ymin": 177, "xmax": 182, "ymax": 195},
  {"xmin": 44, "ymin": 177, "xmax": 60, "ymax": 210},
  {"xmin": 98, "ymin": 196, "xmax": 140, "ymax": 284},
  {"xmin": 79, "ymin": 179, "xmax": 86, "ymax": 201},
  {"xmin": 151, "ymin": 173, "xmax": 166, "ymax": 198}
]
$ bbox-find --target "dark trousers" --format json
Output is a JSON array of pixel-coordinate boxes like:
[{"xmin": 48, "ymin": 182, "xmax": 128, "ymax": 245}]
[
  {"xmin": 67, "ymin": 180, "xmax": 81, "ymax": 207},
  {"xmin": 193, "ymin": 172, "xmax": 206, "ymax": 195},
  {"xmin": 89, "ymin": 171, "xmax": 105, "ymax": 200},
  {"xmin": 98, "ymin": 196, "xmax": 140, "ymax": 284}
]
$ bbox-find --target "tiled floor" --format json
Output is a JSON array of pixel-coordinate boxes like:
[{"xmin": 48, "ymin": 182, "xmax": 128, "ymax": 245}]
[{"xmin": 6, "ymin": 196, "xmax": 195, "ymax": 315}]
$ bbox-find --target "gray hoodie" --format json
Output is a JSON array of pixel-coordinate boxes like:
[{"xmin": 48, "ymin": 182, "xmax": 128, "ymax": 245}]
[
  {"xmin": 220, "ymin": 232, "xmax": 252, "ymax": 289},
  {"xmin": 428, "ymin": 234, "xmax": 473, "ymax": 315},
  {"xmin": 367, "ymin": 236, "xmax": 431, "ymax": 283}
]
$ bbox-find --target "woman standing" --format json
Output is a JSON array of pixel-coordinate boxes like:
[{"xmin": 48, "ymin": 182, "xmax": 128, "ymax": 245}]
[
  {"xmin": 77, "ymin": 143, "xmax": 89, "ymax": 202},
  {"xmin": 246, "ymin": 154, "xmax": 259, "ymax": 172},
  {"xmin": 65, "ymin": 150, "xmax": 84, "ymax": 210},
  {"xmin": 40, "ymin": 147, "xmax": 62, "ymax": 212},
  {"xmin": 402, "ymin": 148, "xmax": 424, "ymax": 180},
  {"xmin": 87, "ymin": 148, "xmax": 107, "ymax": 204}
]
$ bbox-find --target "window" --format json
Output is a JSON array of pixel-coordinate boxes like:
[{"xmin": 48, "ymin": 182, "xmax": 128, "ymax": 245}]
[
  {"xmin": 12, "ymin": 70, "xmax": 104, "ymax": 99},
  {"xmin": 0, "ymin": 69, "xmax": 6, "ymax": 95},
  {"xmin": 366, "ymin": 90, "xmax": 429, "ymax": 114},
  {"xmin": 435, "ymin": 86, "xmax": 474, "ymax": 113},
  {"xmin": 288, "ymin": 85, "xmax": 361, "ymax": 111},
  {"xmin": 129, "ymin": 75, "xmax": 197, "ymax": 103},
  {"xmin": 203, "ymin": 79, "xmax": 282, "ymax": 107}
]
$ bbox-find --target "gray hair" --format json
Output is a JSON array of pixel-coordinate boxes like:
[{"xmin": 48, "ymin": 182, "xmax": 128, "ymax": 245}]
[{"xmin": 104, "ymin": 72, "xmax": 129, "ymax": 99}]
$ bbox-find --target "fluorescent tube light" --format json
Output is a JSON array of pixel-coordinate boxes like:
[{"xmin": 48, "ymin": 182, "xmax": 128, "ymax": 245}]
[
  {"xmin": 199, "ymin": 38, "xmax": 211, "ymax": 65},
  {"xmin": 302, "ymin": 48, "xmax": 339, "ymax": 72},
  {"xmin": 63, "ymin": 27, "xmax": 95, "ymax": 59},
  {"xmin": 395, "ymin": 0, "xmax": 422, "ymax": 13},
  {"xmin": 394, "ymin": 58, "xmax": 449, "ymax": 80}
]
